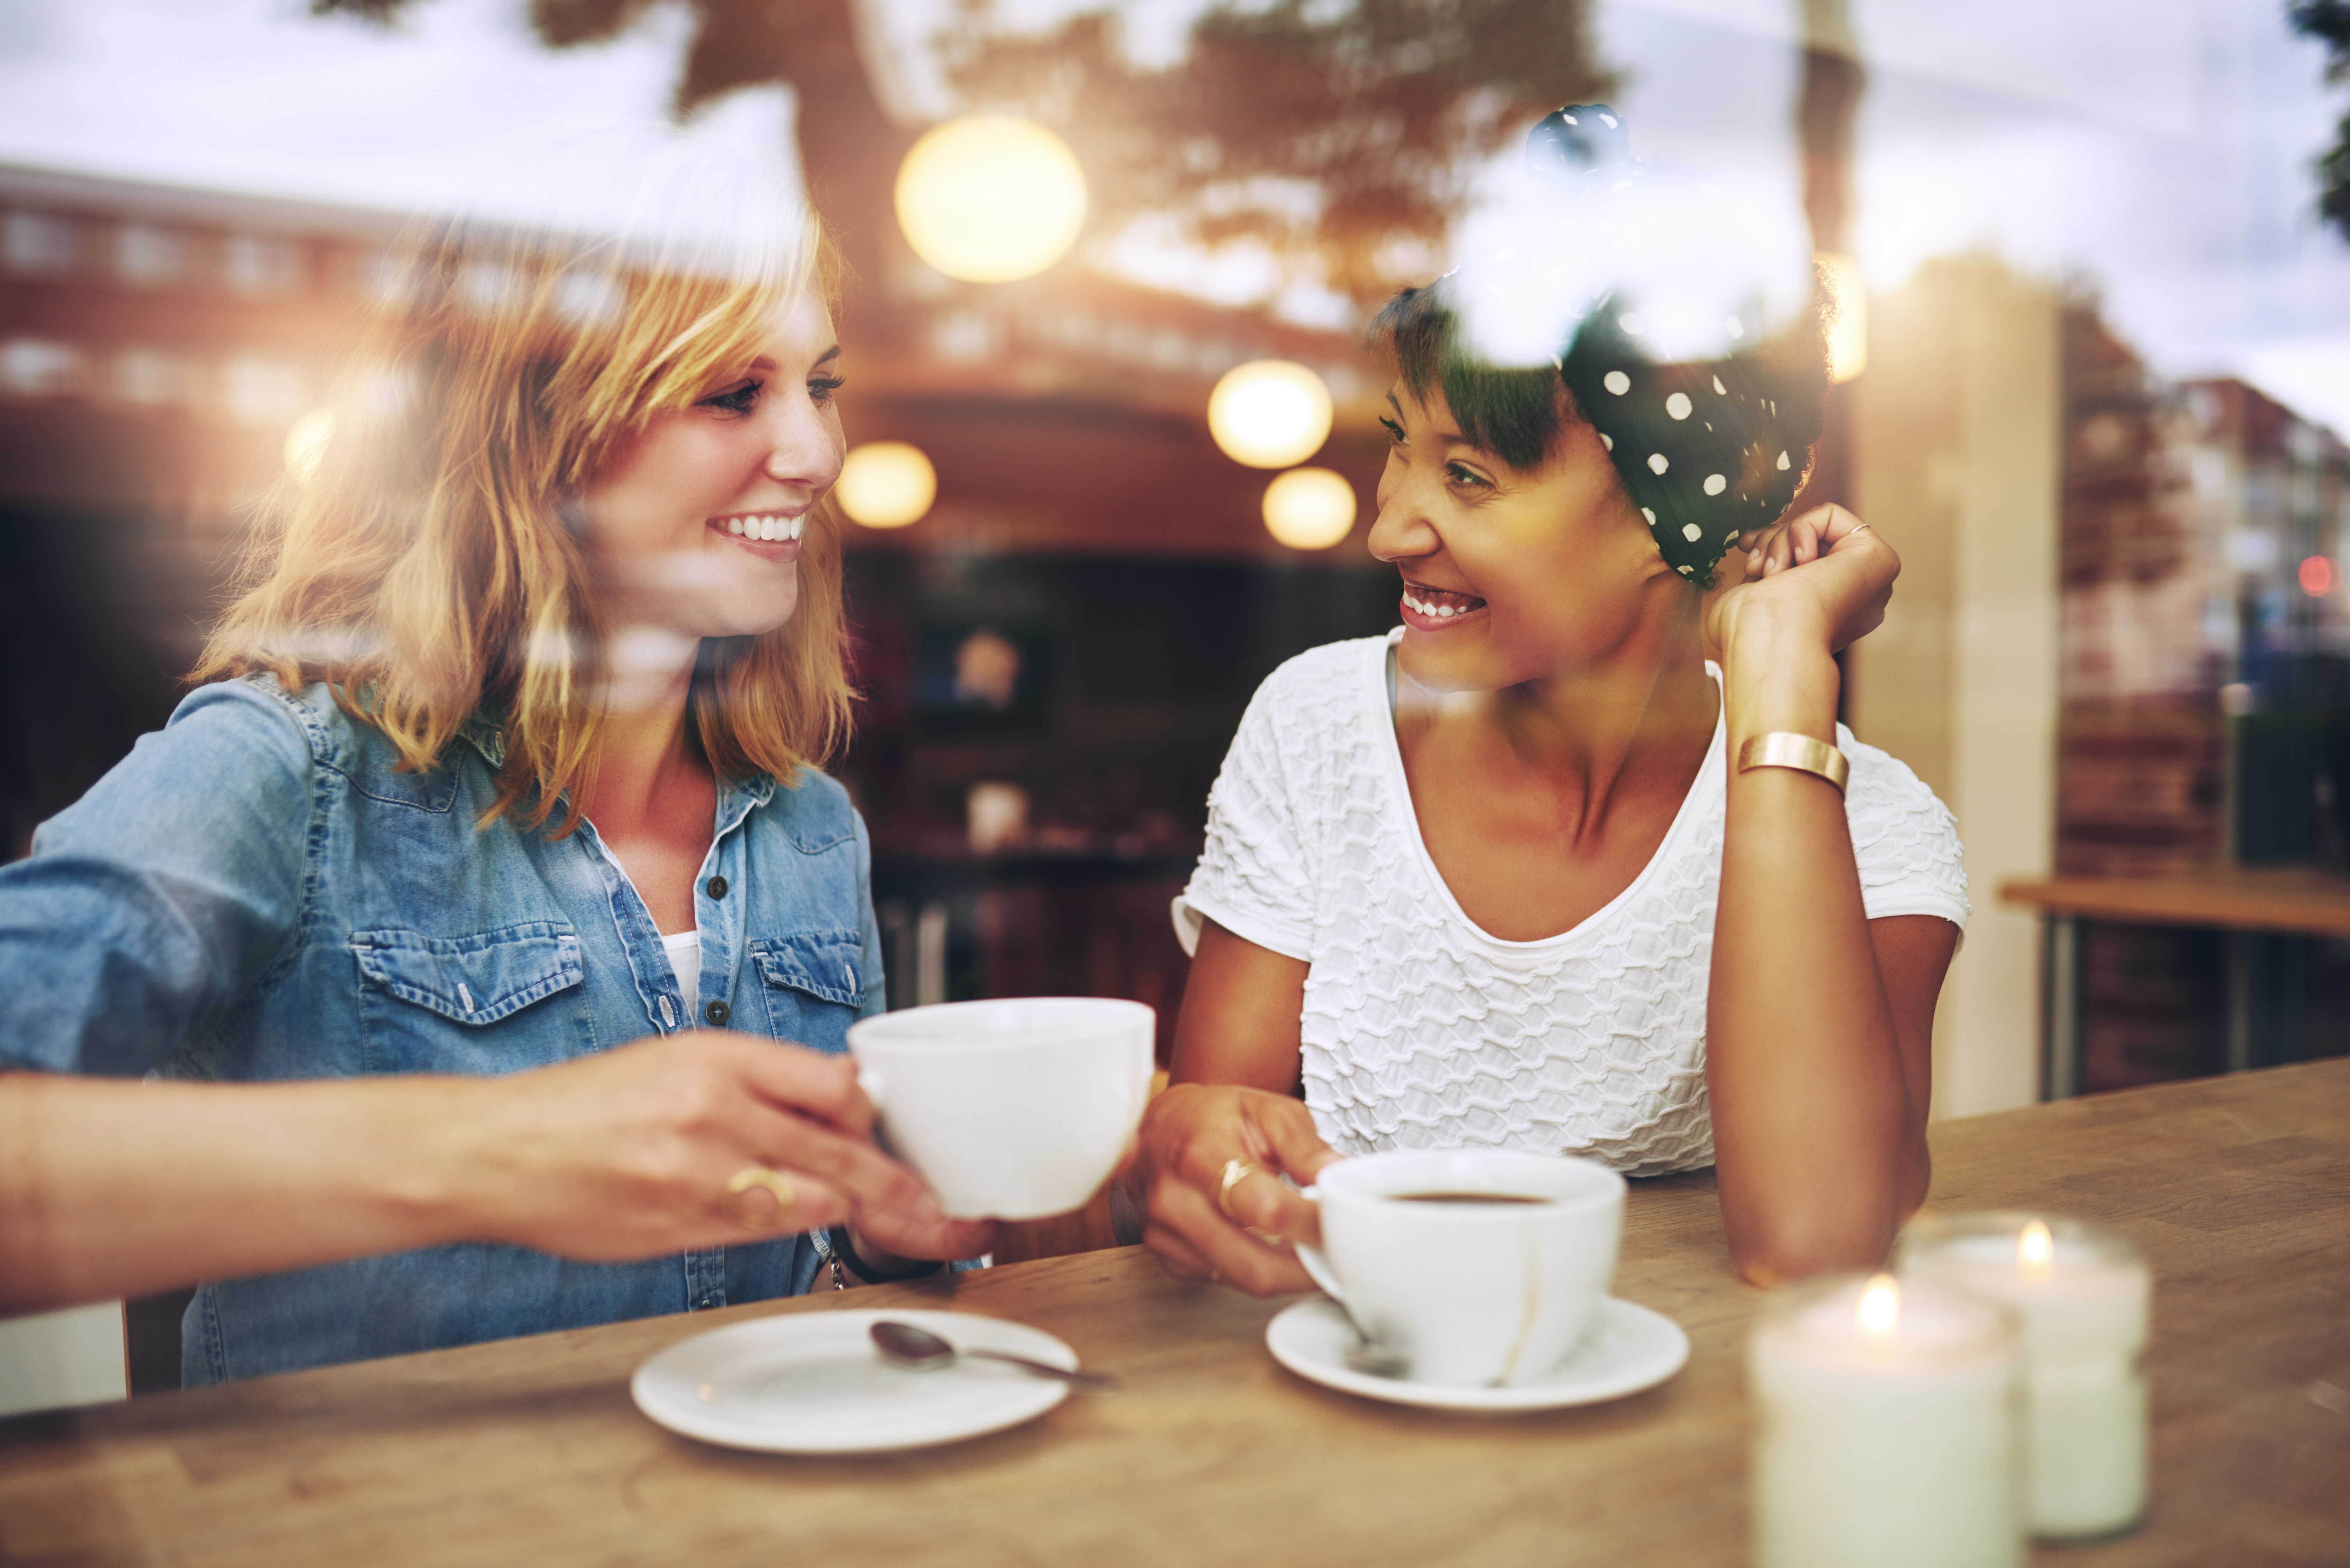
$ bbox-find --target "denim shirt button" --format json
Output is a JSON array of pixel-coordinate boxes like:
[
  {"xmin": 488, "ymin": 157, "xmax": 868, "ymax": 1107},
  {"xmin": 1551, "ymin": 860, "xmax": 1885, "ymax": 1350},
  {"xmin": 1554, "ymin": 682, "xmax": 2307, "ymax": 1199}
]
[
  {"xmin": 704, "ymin": 999, "xmax": 730, "ymax": 1027},
  {"xmin": 705, "ymin": 875, "xmax": 728, "ymax": 899}
]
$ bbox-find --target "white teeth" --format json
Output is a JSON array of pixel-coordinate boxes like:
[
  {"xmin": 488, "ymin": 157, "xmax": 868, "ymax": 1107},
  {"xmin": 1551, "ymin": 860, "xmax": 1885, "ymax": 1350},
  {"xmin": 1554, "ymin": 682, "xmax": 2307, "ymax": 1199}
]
[
  {"xmin": 726, "ymin": 513, "xmax": 806, "ymax": 543},
  {"xmin": 1407, "ymin": 593, "xmax": 1481, "ymax": 619}
]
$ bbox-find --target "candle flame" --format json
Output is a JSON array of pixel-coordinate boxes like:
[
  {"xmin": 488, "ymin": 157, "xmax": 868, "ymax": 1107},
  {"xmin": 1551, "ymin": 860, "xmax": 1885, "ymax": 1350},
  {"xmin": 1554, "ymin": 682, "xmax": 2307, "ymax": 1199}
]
[
  {"xmin": 1856, "ymin": 1274, "xmax": 1900, "ymax": 1335},
  {"xmin": 2019, "ymin": 1219, "xmax": 2054, "ymax": 1278}
]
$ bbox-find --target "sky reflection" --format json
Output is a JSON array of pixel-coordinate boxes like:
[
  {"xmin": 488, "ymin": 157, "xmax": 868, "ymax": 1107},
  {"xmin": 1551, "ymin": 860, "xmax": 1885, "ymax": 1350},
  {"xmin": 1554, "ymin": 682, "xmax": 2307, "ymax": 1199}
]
[{"xmin": 2, "ymin": 0, "xmax": 2346, "ymax": 425}]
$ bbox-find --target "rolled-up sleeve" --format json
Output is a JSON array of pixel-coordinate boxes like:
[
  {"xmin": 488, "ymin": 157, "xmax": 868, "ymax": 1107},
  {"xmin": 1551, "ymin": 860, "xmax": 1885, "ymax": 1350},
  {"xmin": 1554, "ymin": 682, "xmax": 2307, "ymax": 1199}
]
[{"xmin": 0, "ymin": 680, "xmax": 316, "ymax": 1077}]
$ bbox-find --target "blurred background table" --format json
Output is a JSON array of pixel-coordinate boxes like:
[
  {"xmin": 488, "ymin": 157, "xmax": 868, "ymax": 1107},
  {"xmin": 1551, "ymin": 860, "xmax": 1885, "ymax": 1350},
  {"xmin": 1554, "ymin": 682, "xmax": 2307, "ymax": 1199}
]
[
  {"xmin": 2003, "ymin": 869, "xmax": 2350, "ymax": 1098},
  {"xmin": 2, "ymin": 1059, "xmax": 2341, "ymax": 1567}
]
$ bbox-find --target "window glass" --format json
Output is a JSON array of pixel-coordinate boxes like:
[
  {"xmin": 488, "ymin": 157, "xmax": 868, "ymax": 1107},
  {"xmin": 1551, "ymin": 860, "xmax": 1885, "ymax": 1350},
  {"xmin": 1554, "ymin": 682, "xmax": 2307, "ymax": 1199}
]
[
  {"xmin": 115, "ymin": 222, "xmax": 184, "ymax": 285},
  {"xmin": 224, "ymin": 233, "xmax": 303, "ymax": 296},
  {"xmin": 0, "ymin": 340, "xmax": 84, "ymax": 397},
  {"xmin": 221, "ymin": 353, "xmax": 305, "ymax": 426},
  {"xmin": 116, "ymin": 348, "xmax": 192, "ymax": 406},
  {"xmin": 2, "ymin": 211, "xmax": 73, "ymax": 274}
]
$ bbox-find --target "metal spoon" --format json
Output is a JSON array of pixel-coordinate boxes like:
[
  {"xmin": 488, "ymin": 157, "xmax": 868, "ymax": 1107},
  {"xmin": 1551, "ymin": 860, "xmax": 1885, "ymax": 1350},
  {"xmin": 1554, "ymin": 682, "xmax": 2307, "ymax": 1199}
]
[
  {"xmin": 1338, "ymin": 1318, "xmax": 1412, "ymax": 1380},
  {"xmin": 869, "ymin": 1320, "xmax": 1118, "ymax": 1391}
]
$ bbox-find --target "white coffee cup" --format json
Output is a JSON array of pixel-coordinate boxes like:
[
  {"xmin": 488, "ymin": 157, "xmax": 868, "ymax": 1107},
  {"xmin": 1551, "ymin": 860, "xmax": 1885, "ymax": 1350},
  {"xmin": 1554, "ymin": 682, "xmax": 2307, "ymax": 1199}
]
[
  {"xmin": 1296, "ymin": 1149, "xmax": 1627, "ymax": 1387},
  {"xmin": 846, "ymin": 997, "xmax": 1156, "ymax": 1221}
]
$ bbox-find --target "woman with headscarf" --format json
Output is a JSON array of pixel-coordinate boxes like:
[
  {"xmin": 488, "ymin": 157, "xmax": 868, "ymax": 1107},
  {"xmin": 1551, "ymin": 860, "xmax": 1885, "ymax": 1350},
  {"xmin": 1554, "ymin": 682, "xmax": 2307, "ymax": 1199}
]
[{"xmin": 1139, "ymin": 107, "xmax": 1967, "ymax": 1291}]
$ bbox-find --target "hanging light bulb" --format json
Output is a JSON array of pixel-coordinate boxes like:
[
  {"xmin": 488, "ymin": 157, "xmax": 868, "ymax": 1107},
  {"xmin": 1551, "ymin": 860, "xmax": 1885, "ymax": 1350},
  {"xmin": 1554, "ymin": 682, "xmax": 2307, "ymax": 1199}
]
[
  {"xmin": 837, "ymin": 441, "xmax": 936, "ymax": 529},
  {"xmin": 1209, "ymin": 360, "xmax": 1334, "ymax": 469},
  {"xmin": 1262, "ymin": 467, "xmax": 1356, "ymax": 550},
  {"xmin": 895, "ymin": 116, "xmax": 1088, "ymax": 284}
]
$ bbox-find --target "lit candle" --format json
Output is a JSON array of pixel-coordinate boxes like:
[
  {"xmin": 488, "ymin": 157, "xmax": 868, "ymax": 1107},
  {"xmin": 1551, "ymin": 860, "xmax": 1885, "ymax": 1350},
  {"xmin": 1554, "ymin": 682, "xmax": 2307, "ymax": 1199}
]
[
  {"xmin": 1750, "ymin": 1273, "xmax": 2023, "ymax": 1568},
  {"xmin": 1899, "ymin": 1212, "xmax": 2149, "ymax": 1540}
]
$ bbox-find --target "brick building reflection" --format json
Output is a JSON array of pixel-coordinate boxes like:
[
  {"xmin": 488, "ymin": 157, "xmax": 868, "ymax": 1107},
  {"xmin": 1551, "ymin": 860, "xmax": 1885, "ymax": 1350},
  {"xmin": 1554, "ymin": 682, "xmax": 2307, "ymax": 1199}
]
[{"xmin": 2058, "ymin": 310, "xmax": 2350, "ymax": 1088}]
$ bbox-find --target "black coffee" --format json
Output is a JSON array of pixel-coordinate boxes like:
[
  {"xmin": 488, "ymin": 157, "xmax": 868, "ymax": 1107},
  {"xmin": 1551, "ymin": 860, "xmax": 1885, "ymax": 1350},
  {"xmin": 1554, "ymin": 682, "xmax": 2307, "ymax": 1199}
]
[{"xmin": 1391, "ymin": 1191, "xmax": 1550, "ymax": 1205}]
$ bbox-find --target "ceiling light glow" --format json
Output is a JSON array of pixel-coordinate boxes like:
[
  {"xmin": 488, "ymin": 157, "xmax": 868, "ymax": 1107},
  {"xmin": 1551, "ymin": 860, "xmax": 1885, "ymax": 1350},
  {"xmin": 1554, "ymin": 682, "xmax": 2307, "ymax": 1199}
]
[
  {"xmin": 837, "ymin": 441, "xmax": 936, "ymax": 529},
  {"xmin": 895, "ymin": 116, "xmax": 1087, "ymax": 284},
  {"xmin": 1209, "ymin": 360, "xmax": 1334, "ymax": 469},
  {"xmin": 1262, "ymin": 466, "xmax": 1356, "ymax": 550}
]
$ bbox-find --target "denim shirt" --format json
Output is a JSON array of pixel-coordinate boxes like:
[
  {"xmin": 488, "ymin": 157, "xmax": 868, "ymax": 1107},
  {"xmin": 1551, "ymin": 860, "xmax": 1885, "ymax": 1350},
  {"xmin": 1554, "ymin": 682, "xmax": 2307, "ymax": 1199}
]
[{"xmin": 0, "ymin": 675, "xmax": 885, "ymax": 1385}]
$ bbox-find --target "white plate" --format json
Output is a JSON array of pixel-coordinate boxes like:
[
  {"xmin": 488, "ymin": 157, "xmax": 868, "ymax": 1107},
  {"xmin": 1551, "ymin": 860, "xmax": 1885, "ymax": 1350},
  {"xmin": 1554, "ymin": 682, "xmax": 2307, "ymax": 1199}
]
[
  {"xmin": 631, "ymin": 1308, "xmax": 1076, "ymax": 1453},
  {"xmin": 1265, "ymin": 1295, "xmax": 1690, "ymax": 1412}
]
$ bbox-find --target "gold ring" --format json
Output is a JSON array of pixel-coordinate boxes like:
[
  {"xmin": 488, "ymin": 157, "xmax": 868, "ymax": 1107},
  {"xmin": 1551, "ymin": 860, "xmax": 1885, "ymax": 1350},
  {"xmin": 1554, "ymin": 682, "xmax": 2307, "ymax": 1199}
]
[
  {"xmin": 1216, "ymin": 1157, "xmax": 1260, "ymax": 1222},
  {"xmin": 723, "ymin": 1166, "xmax": 797, "ymax": 1231}
]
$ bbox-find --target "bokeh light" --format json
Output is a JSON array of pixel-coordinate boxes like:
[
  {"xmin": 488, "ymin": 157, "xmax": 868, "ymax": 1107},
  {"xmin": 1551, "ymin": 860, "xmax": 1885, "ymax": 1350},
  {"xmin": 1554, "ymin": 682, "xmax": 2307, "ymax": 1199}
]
[
  {"xmin": 1262, "ymin": 467, "xmax": 1355, "ymax": 550},
  {"xmin": 284, "ymin": 408, "xmax": 333, "ymax": 484},
  {"xmin": 895, "ymin": 116, "xmax": 1087, "ymax": 284},
  {"xmin": 1208, "ymin": 360, "xmax": 1333, "ymax": 469},
  {"xmin": 2299, "ymin": 554, "xmax": 2337, "ymax": 596},
  {"xmin": 1818, "ymin": 252, "xmax": 1868, "ymax": 383},
  {"xmin": 837, "ymin": 441, "xmax": 936, "ymax": 529}
]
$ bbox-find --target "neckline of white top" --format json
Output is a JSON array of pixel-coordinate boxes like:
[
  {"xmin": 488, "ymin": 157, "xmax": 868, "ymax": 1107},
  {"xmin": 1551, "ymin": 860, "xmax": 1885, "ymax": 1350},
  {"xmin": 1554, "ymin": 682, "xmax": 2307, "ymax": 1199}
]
[{"xmin": 1373, "ymin": 628, "xmax": 1727, "ymax": 954}]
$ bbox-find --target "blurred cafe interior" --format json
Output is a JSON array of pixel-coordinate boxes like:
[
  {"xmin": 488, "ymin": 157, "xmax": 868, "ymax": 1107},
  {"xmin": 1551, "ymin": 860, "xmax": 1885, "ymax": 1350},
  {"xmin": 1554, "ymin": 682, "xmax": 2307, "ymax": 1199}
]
[{"xmin": 0, "ymin": 0, "xmax": 2345, "ymax": 1543}]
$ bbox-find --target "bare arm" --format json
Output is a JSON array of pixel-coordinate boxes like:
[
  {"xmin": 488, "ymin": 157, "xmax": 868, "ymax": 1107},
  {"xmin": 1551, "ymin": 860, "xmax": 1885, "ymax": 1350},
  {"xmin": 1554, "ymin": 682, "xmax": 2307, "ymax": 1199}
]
[
  {"xmin": 1705, "ymin": 507, "xmax": 1956, "ymax": 1284},
  {"xmin": 1135, "ymin": 920, "xmax": 1341, "ymax": 1295},
  {"xmin": 0, "ymin": 1032, "xmax": 993, "ymax": 1315}
]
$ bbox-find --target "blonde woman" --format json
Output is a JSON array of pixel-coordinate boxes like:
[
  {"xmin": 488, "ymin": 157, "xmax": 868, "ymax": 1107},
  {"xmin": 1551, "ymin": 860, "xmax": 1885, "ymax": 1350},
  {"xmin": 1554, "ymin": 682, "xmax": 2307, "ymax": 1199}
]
[{"xmin": 0, "ymin": 159, "xmax": 989, "ymax": 1380}]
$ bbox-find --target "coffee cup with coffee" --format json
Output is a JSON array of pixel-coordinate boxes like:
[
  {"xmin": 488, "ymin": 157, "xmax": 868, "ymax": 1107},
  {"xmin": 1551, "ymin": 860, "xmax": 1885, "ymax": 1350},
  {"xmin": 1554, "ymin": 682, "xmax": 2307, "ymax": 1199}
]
[
  {"xmin": 1295, "ymin": 1148, "xmax": 1627, "ymax": 1387},
  {"xmin": 846, "ymin": 997, "xmax": 1156, "ymax": 1221}
]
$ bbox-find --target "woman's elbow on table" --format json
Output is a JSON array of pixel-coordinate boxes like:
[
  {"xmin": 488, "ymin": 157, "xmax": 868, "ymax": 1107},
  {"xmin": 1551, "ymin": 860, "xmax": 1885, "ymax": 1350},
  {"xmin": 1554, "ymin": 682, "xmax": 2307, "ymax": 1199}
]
[{"xmin": 1720, "ymin": 1165, "xmax": 1918, "ymax": 1290}]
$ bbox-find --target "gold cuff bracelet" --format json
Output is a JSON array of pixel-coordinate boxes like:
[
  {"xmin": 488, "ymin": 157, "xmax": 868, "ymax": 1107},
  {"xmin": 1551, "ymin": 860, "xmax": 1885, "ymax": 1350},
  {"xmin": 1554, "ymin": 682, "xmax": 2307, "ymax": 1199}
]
[{"xmin": 1736, "ymin": 731, "xmax": 1850, "ymax": 795}]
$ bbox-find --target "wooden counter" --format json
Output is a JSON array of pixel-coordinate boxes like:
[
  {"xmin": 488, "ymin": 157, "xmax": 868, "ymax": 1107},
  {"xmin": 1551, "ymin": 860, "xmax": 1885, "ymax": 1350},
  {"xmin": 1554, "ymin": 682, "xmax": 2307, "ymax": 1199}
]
[
  {"xmin": 2001, "ymin": 869, "xmax": 2350, "ymax": 1093},
  {"xmin": 3, "ymin": 1061, "xmax": 2345, "ymax": 1567},
  {"xmin": 2001, "ymin": 866, "xmax": 2350, "ymax": 939}
]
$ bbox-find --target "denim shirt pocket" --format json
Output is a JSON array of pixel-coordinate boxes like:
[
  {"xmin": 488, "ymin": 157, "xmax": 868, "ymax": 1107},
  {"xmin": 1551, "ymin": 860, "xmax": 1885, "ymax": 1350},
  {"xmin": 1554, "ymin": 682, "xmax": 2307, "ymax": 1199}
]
[
  {"xmin": 352, "ymin": 921, "xmax": 592, "ymax": 1074},
  {"xmin": 748, "ymin": 930, "xmax": 863, "ymax": 1055}
]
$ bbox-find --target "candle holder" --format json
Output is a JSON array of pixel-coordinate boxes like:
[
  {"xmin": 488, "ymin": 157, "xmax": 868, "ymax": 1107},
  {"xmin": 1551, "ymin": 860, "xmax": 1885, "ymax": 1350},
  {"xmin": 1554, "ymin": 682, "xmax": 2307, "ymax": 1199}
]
[
  {"xmin": 1750, "ymin": 1272, "xmax": 2023, "ymax": 1568},
  {"xmin": 1899, "ymin": 1212, "xmax": 2149, "ymax": 1542}
]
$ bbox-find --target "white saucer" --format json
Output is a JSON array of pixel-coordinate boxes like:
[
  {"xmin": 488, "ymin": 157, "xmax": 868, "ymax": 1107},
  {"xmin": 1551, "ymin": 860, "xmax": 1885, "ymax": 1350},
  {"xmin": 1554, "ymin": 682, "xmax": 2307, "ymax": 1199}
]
[
  {"xmin": 1265, "ymin": 1295, "xmax": 1689, "ymax": 1412},
  {"xmin": 631, "ymin": 1308, "xmax": 1076, "ymax": 1453}
]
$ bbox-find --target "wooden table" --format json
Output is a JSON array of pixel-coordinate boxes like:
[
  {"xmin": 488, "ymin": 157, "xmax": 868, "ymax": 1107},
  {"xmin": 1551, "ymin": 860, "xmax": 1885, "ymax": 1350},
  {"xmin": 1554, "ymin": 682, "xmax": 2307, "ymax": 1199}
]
[
  {"xmin": 4, "ymin": 1062, "xmax": 2346, "ymax": 1568},
  {"xmin": 2002, "ymin": 869, "xmax": 2350, "ymax": 1096}
]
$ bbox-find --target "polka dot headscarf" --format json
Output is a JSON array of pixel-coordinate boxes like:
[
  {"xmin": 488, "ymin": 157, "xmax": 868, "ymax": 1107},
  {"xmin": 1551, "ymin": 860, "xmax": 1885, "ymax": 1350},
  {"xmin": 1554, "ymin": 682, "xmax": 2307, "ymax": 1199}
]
[
  {"xmin": 1559, "ymin": 291, "xmax": 1812, "ymax": 583},
  {"xmin": 1456, "ymin": 105, "xmax": 1826, "ymax": 586}
]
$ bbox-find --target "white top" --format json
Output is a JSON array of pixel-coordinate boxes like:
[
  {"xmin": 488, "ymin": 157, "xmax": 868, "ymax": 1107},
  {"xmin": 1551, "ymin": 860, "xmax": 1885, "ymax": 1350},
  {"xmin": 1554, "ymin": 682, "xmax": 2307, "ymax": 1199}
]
[
  {"xmin": 663, "ymin": 929, "xmax": 703, "ymax": 1005},
  {"xmin": 588, "ymin": 832, "xmax": 707, "ymax": 1006},
  {"xmin": 1173, "ymin": 633, "xmax": 1970, "ymax": 1177}
]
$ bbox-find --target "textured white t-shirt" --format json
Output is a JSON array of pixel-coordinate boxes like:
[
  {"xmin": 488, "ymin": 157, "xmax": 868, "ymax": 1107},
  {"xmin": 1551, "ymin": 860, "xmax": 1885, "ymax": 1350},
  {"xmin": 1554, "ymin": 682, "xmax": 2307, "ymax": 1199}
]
[{"xmin": 1173, "ymin": 633, "xmax": 1969, "ymax": 1178}]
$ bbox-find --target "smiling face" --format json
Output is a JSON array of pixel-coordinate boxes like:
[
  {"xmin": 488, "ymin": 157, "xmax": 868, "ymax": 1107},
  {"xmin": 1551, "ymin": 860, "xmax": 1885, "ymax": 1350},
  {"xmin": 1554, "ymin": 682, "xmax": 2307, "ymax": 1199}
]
[
  {"xmin": 1368, "ymin": 380, "xmax": 1686, "ymax": 694},
  {"xmin": 579, "ymin": 291, "xmax": 846, "ymax": 642}
]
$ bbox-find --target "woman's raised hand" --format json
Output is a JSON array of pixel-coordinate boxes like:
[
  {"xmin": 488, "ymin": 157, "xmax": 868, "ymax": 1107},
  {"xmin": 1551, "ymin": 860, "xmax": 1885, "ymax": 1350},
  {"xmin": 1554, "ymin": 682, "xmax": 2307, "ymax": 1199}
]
[
  {"xmin": 1709, "ymin": 503, "xmax": 1898, "ymax": 659},
  {"xmin": 1136, "ymin": 1082, "xmax": 1343, "ymax": 1296},
  {"xmin": 462, "ymin": 1030, "xmax": 995, "ymax": 1266}
]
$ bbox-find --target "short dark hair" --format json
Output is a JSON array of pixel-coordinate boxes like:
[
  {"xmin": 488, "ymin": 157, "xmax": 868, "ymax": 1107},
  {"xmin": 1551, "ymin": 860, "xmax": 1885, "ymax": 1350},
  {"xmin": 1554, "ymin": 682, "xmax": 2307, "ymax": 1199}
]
[
  {"xmin": 1370, "ymin": 269, "xmax": 1831, "ymax": 585},
  {"xmin": 1375, "ymin": 283, "xmax": 1576, "ymax": 471}
]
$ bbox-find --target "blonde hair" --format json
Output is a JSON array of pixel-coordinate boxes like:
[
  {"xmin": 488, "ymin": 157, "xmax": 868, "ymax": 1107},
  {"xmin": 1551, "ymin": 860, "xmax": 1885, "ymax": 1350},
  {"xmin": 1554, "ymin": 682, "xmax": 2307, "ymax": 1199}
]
[{"xmin": 194, "ymin": 165, "xmax": 854, "ymax": 833}]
